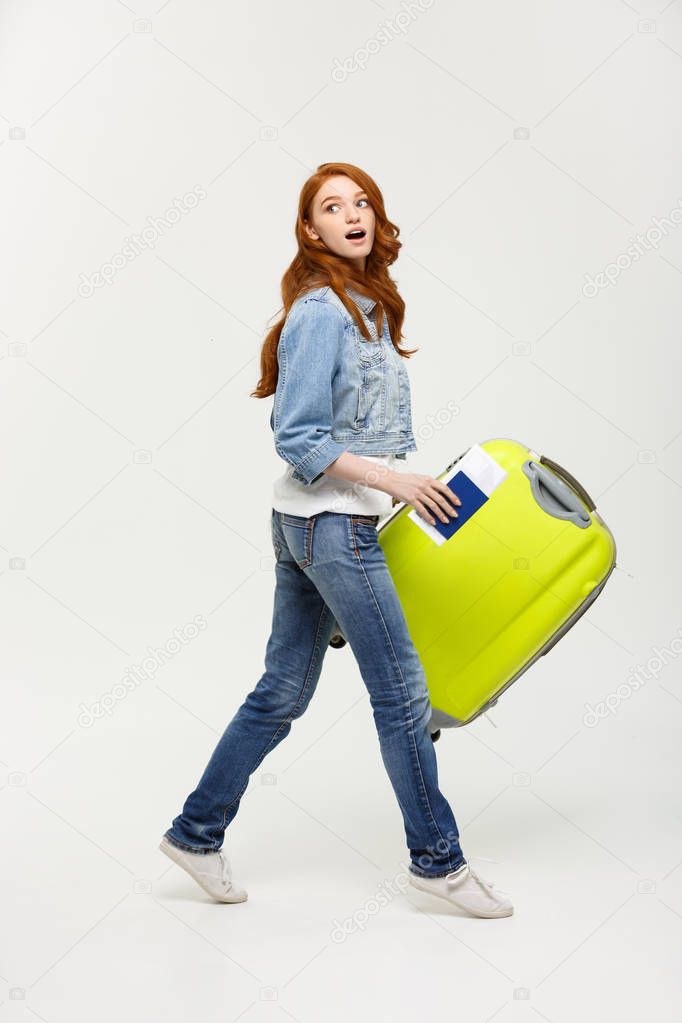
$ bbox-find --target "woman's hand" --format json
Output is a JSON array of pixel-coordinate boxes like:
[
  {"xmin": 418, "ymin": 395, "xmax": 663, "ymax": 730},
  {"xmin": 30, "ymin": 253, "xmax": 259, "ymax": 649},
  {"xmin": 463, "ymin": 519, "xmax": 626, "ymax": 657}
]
[{"xmin": 387, "ymin": 473, "xmax": 461, "ymax": 525}]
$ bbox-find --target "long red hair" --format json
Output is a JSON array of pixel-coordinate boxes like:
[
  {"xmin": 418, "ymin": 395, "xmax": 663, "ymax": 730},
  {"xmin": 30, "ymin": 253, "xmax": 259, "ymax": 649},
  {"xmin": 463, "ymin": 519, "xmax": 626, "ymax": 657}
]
[{"xmin": 250, "ymin": 162, "xmax": 418, "ymax": 400}]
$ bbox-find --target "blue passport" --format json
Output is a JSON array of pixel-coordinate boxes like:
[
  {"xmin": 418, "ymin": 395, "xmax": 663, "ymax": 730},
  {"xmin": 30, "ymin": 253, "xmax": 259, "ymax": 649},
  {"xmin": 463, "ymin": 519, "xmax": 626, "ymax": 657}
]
[{"xmin": 433, "ymin": 470, "xmax": 488, "ymax": 541}]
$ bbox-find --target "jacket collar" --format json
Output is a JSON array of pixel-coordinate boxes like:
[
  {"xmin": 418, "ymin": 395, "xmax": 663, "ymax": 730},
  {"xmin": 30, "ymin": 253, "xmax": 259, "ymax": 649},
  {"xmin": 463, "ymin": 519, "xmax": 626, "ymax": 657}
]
[{"xmin": 345, "ymin": 286, "xmax": 376, "ymax": 314}]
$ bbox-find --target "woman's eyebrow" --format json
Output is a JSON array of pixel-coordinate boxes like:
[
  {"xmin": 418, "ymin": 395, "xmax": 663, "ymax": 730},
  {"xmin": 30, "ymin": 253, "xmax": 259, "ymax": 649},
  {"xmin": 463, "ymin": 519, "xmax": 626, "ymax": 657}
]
[{"xmin": 320, "ymin": 190, "xmax": 367, "ymax": 206}]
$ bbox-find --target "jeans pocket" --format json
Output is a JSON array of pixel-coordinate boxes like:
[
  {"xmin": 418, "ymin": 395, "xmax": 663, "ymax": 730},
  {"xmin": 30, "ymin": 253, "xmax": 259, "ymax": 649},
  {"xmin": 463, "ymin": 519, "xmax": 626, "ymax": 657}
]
[
  {"xmin": 349, "ymin": 515, "xmax": 379, "ymax": 560},
  {"xmin": 271, "ymin": 510, "xmax": 282, "ymax": 562},
  {"xmin": 281, "ymin": 515, "xmax": 316, "ymax": 569}
]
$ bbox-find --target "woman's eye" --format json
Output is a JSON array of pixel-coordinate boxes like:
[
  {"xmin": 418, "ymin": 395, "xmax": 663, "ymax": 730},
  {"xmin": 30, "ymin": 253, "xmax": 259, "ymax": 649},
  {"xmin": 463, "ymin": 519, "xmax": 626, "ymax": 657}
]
[{"xmin": 325, "ymin": 199, "xmax": 369, "ymax": 213}]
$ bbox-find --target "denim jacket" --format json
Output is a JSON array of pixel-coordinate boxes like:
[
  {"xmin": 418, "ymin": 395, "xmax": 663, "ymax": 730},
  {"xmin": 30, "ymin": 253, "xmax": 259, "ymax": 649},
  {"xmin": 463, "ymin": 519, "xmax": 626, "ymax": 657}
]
[{"xmin": 270, "ymin": 285, "xmax": 417, "ymax": 485}]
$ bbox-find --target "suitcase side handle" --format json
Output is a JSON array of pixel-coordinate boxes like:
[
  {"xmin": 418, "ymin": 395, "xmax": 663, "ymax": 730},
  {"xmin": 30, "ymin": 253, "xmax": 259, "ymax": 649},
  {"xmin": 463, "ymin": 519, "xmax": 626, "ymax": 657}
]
[
  {"xmin": 538, "ymin": 455, "xmax": 596, "ymax": 512},
  {"xmin": 523, "ymin": 459, "xmax": 592, "ymax": 527}
]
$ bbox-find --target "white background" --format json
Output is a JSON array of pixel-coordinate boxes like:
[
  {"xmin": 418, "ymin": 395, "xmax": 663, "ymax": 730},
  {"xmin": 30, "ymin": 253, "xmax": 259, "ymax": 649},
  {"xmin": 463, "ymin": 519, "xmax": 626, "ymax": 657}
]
[{"xmin": 1, "ymin": 1, "xmax": 681, "ymax": 1020}]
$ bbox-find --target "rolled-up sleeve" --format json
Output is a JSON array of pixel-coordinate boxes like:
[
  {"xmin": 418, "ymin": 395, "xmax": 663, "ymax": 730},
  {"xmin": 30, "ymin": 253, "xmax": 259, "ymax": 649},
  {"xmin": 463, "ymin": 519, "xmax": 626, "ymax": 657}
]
[{"xmin": 272, "ymin": 299, "xmax": 349, "ymax": 485}]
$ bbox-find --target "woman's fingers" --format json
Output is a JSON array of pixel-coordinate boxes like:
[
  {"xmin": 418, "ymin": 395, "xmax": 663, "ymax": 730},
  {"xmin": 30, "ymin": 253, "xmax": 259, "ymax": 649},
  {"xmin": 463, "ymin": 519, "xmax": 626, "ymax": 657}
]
[
  {"xmin": 414, "ymin": 501, "xmax": 434, "ymax": 524},
  {"xmin": 421, "ymin": 493, "xmax": 458, "ymax": 524},
  {"xmin": 402, "ymin": 476, "xmax": 462, "ymax": 525},
  {"xmin": 427, "ymin": 485, "xmax": 459, "ymax": 520},
  {"xmin": 434, "ymin": 480, "xmax": 461, "ymax": 510}
]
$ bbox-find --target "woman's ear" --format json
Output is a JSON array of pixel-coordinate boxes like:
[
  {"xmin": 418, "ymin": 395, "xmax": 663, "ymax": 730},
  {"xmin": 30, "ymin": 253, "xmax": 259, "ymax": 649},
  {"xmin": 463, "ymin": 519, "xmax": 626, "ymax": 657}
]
[{"xmin": 303, "ymin": 219, "xmax": 319, "ymax": 241}]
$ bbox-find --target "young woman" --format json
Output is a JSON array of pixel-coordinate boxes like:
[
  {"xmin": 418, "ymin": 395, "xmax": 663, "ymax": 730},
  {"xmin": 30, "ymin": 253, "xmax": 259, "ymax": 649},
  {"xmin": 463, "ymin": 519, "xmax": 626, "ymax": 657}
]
[{"xmin": 160, "ymin": 162, "xmax": 514, "ymax": 918}]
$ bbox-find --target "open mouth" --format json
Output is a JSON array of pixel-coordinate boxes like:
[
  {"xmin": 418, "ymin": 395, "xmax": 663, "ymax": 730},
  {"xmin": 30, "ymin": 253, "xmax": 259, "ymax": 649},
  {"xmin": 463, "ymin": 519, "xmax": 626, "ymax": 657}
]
[{"xmin": 345, "ymin": 229, "xmax": 366, "ymax": 240}]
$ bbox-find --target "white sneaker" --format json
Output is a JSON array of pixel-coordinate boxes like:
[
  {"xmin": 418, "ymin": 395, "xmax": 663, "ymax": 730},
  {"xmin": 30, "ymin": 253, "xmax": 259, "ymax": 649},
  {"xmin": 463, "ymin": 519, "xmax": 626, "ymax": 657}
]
[
  {"xmin": 408, "ymin": 861, "xmax": 513, "ymax": 918},
  {"xmin": 159, "ymin": 836, "xmax": 248, "ymax": 903}
]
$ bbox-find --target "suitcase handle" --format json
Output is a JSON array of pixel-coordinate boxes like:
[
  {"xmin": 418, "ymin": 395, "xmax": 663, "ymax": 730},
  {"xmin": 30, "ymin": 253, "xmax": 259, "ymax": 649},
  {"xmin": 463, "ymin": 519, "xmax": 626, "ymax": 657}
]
[
  {"xmin": 538, "ymin": 455, "xmax": 596, "ymax": 512},
  {"xmin": 524, "ymin": 459, "xmax": 592, "ymax": 527}
]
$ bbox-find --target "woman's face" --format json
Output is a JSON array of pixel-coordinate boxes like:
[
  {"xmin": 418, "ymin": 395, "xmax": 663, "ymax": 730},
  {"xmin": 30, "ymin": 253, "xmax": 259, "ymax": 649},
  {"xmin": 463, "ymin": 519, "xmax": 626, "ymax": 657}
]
[{"xmin": 304, "ymin": 175, "xmax": 375, "ymax": 271}]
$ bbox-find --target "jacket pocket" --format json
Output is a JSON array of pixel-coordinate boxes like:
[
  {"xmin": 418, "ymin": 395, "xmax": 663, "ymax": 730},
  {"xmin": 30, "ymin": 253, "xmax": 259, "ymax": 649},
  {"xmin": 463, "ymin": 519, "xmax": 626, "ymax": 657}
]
[
  {"xmin": 354, "ymin": 384, "xmax": 369, "ymax": 428},
  {"xmin": 352, "ymin": 318, "xmax": 386, "ymax": 367}
]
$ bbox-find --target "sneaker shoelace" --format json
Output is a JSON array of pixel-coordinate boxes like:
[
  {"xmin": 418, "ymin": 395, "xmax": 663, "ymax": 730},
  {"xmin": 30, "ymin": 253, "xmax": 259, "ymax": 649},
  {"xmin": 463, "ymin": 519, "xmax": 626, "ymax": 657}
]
[
  {"xmin": 467, "ymin": 866, "xmax": 497, "ymax": 892},
  {"xmin": 447, "ymin": 864, "xmax": 497, "ymax": 893},
  {"xmin": 217, "ymin": 853, "xmax": 234, "ymax": 890}
]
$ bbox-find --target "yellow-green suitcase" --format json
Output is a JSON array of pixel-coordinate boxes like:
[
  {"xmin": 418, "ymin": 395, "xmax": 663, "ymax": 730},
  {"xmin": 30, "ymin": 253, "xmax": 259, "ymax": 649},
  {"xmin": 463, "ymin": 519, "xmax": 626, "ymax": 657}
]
[{"xmin": 331, "ymin": 438, "xmax": 616, "ymax": 738}]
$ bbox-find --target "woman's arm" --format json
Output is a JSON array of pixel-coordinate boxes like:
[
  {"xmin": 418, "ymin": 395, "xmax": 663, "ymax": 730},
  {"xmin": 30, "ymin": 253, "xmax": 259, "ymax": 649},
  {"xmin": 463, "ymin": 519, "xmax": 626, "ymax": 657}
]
[
  {"xmin": 272, "ymin": 300, "xmax": 348, "ymax": 485},
  {"xmin": 324, "ymin": 452, "xmax": 461, "ymax": 525},
  {"xmin": 272, "ymin": 297, "xmax": 461, "ymax": 522}
]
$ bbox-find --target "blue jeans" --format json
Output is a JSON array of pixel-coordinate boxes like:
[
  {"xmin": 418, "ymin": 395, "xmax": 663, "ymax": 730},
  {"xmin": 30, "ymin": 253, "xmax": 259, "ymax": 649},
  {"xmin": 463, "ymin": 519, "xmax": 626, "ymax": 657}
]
[{"xmin": 164, "ymin": 509, "xmax": 466, "ymax": 877}]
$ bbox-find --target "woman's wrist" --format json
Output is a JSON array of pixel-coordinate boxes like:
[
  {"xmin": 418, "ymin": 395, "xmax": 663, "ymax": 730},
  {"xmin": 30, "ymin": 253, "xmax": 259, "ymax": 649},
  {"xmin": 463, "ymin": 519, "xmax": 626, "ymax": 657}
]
[
  {"xmin": 323, "ymin": 454, "xmax": 399, "ymax": 497},
  {"xmin": 373, "ymin": 467, "xmax": 398, "ymax": 496}
]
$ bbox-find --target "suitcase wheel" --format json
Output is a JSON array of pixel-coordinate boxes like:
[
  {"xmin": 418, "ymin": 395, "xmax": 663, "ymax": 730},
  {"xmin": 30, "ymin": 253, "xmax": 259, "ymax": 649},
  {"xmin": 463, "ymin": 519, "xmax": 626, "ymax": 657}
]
[
  {"xmin": 430, "ymin": 729, "xmax": 441, "ymax": 743},
  {"xmin": 329, "ymin": 634, "xmax": 347, "ymax": 649}
]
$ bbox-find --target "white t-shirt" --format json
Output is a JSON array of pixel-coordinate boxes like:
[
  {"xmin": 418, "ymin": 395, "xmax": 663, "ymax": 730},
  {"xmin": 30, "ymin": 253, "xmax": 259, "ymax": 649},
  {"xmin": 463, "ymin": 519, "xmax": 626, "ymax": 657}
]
[{"xmin": 272, "ymin": 453, "xmax": 400, "ymax": 517}]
